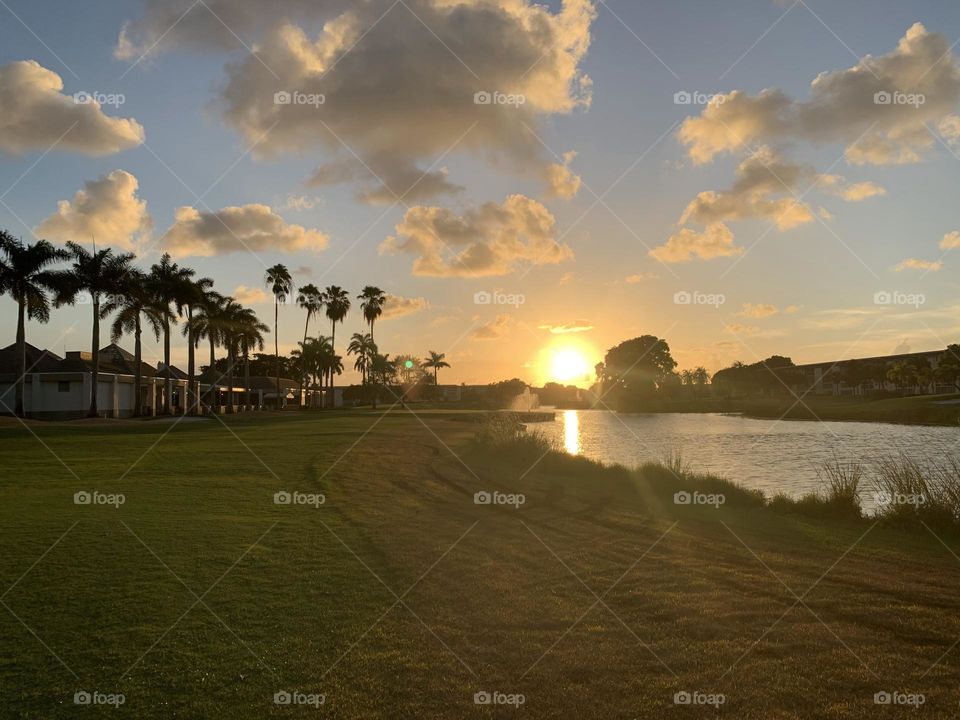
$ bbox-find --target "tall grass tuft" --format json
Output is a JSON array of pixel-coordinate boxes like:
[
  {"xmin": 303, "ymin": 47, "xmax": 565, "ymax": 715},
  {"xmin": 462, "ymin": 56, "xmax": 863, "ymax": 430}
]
[
  {"xmin": 874, "ymin": 454, "xmax": 957, "ymax": 530},
  {"xmin": 769, "ymin": 458, "xmax": 864, "ymax": 521}
]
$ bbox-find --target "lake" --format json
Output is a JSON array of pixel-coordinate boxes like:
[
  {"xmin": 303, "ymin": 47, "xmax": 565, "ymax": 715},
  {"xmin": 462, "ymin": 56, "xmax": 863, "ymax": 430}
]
[{"xmin": 535, "ymin": 410, "xmax": 960, "ymax": 501}]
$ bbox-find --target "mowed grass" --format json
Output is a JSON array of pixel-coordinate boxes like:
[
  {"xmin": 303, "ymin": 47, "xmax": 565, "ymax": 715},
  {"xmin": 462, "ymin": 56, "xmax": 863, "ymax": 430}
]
[{"xmin": 1, "ymin": 412, "xmax": 960, "ymax": 718}]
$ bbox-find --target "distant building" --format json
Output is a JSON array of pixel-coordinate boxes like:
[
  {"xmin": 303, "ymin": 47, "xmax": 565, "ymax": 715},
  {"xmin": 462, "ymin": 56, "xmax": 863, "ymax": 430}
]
[{"xmin": 794, "ymin": 348, "xmax": 953, "ymax": 396}]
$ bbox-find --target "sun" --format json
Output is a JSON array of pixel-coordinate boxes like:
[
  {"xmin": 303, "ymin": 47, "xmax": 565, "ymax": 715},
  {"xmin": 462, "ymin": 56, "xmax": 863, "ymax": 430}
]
[{"xmin": 548, "ymin": 347, "xmax": 591, "ymax": 383}]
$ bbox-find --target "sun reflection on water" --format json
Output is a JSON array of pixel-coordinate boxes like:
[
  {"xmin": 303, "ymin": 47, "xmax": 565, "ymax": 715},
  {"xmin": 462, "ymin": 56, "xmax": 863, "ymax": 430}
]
[{"xmin": 563, "ymin": 410, "xmax": 581, "ymax": 455}]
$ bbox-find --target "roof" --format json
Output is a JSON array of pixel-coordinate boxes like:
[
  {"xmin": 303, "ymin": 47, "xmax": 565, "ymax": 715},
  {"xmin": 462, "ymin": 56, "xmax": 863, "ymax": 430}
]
[
  {"xmin": 795, "ymin": 347, "xmax": 947, "ymax": 370},
  {"xmin": 0, "ymin": 343, "xmax": 63, "ymax": 375}
]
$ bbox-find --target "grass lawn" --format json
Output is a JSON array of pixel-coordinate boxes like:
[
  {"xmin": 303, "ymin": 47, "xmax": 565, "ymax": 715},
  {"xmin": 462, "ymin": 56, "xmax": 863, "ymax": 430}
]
[{"xmin": 2, "ymin": 410, "xmax": 960, "ymax": 718}]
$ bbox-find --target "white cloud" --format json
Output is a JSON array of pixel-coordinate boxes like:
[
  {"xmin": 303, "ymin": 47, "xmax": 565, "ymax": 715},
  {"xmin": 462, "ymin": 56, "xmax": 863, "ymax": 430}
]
[
  {"xmin": 381, "ymin": 294, "xmax": 429, "ymax": 320},
  {"xmin": 470, "ymin": 314, "xmax": 512, "ymax": 341},
  {"xmin": 678, "ymin": 24, "xmax": 960, "ymax": 166},
  {"xmin": 162, "ymin": 204, "xmax": 329, "ymax": 258},
  {"xmin": 36, "ymin": 170, "xmax": 152, "ymax": 251},
  {"xmin": 894, "ymin": 258, "xmax": 942, "ymax": 272},
  {"xmin": 624, "ymin": 272, "xmax": 657, "ymax": 284},
  {"xmin": 538, "ymin": 320, "xmax": 593, "ymax": 334},
  {"xmin": 233, "ymin": 285, "xmax": 271, "ymax": 304},
  {"xmin": 737, "ymin": 303, "xmax": 778, "ymax": 319},
  {"xmin": 0, "ymin": 60, "xmax": 144, "ymax": 155},
  {"xmin": 216, "ymin": 0, "xmax": 595, "ymax": 201},
  {"xmin": 649, "ymin": 222, "xmax": 743, "ymax": 263},
  {"xmin": 380, "ymin": 194, "xmax": 573, "ymax": 277},
  {"xmin": 940, "ymin": 231, "xmax": 960, "ymax": 249},
  {"xmin": 545, "ymin": 150, "xmax": 582, "ymax": 199},
  {"xmin": 940, "ymin": 115, "xmax": 960, "ymax": 146}
]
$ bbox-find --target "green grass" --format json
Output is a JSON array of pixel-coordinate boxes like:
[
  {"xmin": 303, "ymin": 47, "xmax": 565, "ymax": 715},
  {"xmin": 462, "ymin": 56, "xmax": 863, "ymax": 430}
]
[{"xmin": 1, "ymin": 412, "xmax": 960, "ymax": 718}]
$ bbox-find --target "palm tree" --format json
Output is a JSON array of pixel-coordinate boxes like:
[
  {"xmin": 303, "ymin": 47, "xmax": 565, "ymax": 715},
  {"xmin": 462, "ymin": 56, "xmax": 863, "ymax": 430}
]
[
  {"xmin": 55, "ymin": 242, "xmax": 135, "ymax": 417},
  {"xmin": 347, "ymin": 333, "xmax": 377, "ymax": 384},
  {"xmin": 188, "ymin": 289, "xmax": 226, "ymax": 412},
  {"xmin": 236, "ymin": 309, "xmax": 268, "ymax": 411},
  {"xmin": 102, "ymin": 270, "xmax": 163, "ymax": 417},
  {"xmin": 0, "ymin": 233, "xmax": 69, "ymax": 417},
  {"xmin": 423, "ymin": 351, "xmax": 450, "ymax": 385},
  {"xmin": 358, "ymin": 286, "xmax": 386, "ymax": 347},
  {"xmin": 265, "ymin": 264, "xmax": 293, "ymax": 409},
  {"xmin": 369, "ymin": 352, "xmax": 397, "ymax": 410},
  {"xmin": 148, "ymin": 254, "xmax": 195, "ymax": 415},
  {"xmin": 183, "ymin": 276, "xmax": 213, "ymax": 413},
  {"xmin": 322, "ymin": 285, "xmax": 351, "ymax": 407},
  {"xmin": 295, "ymin": 283, "xmax": 322, "ymax": 403}
]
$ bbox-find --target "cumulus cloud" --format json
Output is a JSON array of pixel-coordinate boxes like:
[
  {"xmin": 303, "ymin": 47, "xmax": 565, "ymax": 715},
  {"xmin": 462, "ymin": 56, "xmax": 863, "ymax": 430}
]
[
  {"xmin": 894, "ymin": 258, "xmax": 942, "ymax": 272},
  {"xmin": 381, "ymin": 294, "xmax": 429, "ymax": 320},
  {"xmin": 233, "ymin": 285, "xmax": 271, "ymax": 304},
  {"xmin": 380, "ymin": 194, "xmax": 573, "ymax": 277},
  {"xmin": 161, "ymin": 204, "xmax": 330, "ymax": 258},
  {"xmin": 216, "ymin": 0, "xmax": 595, "ymax": 201},
  {"xmin": 737, "ymin": 303, "xmax": 778, "ymax": 319},
  {"xmin": 624, "ymin": 272, "xmax": 657, "ymax": 284},
  {"xmin": 724, "ymin": 323, "xmax": 760, "ymax": 336},
  {"xmin": 538, "ymin": 320, "xmax": 593, "ymax": 334},
  {"xmin": 678, "ymin": 24, "xmax": 960, "ymax": 166},
  {"xmin": 940, "ymin": 231, "xmax": 960, "ymax": 249},
  {"xmin": 36, "ymin": 170, "xmax": 152, "ymax": 250},
  {"xmin": 546, "ymin": 151, "xmax": 582, "ymax": 199},
  {"xmin": 649, "ymin": 223, "xmax": 743, "ymax": 263},
  {"xmin": 940, "ymin": 115, "xmax": 960, "ymax": 146},
  {"xmin": 470, "ymin": 314, "xmax": 512, "ymax": 341},
  {"xmin": 0, "ymin": 60, "xmax": 144, "ymax": 156}
]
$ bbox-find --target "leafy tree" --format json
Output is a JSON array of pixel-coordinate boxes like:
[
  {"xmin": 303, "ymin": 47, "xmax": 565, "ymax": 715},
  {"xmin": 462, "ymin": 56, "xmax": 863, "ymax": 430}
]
[
  {"xmin": 935, "ymin": 345, "xmax": 960, "ymax": 391},
  {"xmin": 598, "ymin": 335, "xmax": 677, "ymax": 407}
]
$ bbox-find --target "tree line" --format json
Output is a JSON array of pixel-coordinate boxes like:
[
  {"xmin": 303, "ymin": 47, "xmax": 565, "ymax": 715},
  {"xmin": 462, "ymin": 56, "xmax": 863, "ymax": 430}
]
[{"xmin": 0, "ymin": 231, "xmax": 452, "ymax": 418}]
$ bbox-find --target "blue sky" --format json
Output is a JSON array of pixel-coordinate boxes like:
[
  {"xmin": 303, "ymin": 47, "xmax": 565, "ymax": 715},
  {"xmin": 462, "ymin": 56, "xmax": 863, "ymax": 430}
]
[{"xmin": 2, "ymin": 0, "xmax": 959, "ymax": 384}]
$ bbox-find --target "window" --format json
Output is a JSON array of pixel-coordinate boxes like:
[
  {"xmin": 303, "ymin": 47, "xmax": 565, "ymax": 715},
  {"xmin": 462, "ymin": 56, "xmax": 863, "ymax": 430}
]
[{"xmin": 58, "ymin": 381, "xmax": 70, "ymax": 392}]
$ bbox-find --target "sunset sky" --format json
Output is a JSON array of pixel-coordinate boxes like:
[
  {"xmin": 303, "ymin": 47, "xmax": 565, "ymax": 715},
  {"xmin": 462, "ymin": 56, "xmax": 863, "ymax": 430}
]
[{"xmin": 2, "ymin": 0, "xmax": 959, "ymax": 386}]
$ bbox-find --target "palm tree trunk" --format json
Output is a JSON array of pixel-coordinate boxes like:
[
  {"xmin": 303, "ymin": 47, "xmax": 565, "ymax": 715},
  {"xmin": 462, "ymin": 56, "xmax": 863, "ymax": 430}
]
[
  {"xmin": 208, "ymin": 337, "xmax": 217, "ymax": 414},
  {"xmin": 89, "ymin": 300, "xmax": 100, "ymax": 418},
  {"xmin": 134, "ymin": 319, "xmax": 143, "ymax": 417},
  {"xmin": 275, "ymin": 298, "xmax": 280, "ymax": 410},
  {"xmin": 244, "ymin": 350, "xmax": 251, "ymax": 411},
  {"xmin": 187, "ymin": 306, "xmax": 196, "ymax": 414},
  {"xmin": 14, "ymin": 300, "xmax": 25, "ymax": 417},
  {"xmin": 226, "ymin": 344, "xmax": 235, "ymax": 414},
  {"xmin": 163, "ymin": 322, "xmax": 172, "ymax": 415},
  {"xmin": 329, "ymin": 321, "xmax": 336, "ymax": 409},
  {"xmin": 299, "ymin": 313, "xmax": 309, "ymax": 407}
]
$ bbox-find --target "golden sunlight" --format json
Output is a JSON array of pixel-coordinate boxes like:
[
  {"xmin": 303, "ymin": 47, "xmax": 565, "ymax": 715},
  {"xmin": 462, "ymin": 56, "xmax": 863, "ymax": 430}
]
[{"xmin": 538, "ymin": 339, "xmax": 599, "ymax": 387}]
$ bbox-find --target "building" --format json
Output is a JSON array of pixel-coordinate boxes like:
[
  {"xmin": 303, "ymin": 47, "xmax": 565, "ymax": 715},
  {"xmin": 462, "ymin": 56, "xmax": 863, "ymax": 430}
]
[
  {"xmin": 0, "ymin": 343, "xmax": 322, "ymax": 419},
  {"xmin": 794, "ymin": 348, "xmax": 954, "ymax": 396}
]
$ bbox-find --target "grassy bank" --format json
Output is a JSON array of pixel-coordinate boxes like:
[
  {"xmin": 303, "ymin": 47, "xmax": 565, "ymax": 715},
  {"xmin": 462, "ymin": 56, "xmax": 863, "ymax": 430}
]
[{"xmin": 1, "ymin": 411, "xmax": 960, "ymax": 718}]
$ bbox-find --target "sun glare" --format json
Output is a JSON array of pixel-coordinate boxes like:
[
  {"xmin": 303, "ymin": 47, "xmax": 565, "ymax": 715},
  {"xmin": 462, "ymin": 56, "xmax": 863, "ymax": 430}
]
[{"xmin": 549, "ymin": 347, "xmax": 591, "ymax": 383}]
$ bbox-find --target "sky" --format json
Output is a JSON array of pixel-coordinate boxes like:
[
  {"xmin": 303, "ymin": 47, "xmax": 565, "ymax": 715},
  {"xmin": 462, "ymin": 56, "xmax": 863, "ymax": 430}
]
[{"xmin": 2, "ymin": 0, "xmax": 960, "ymax": 387}]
